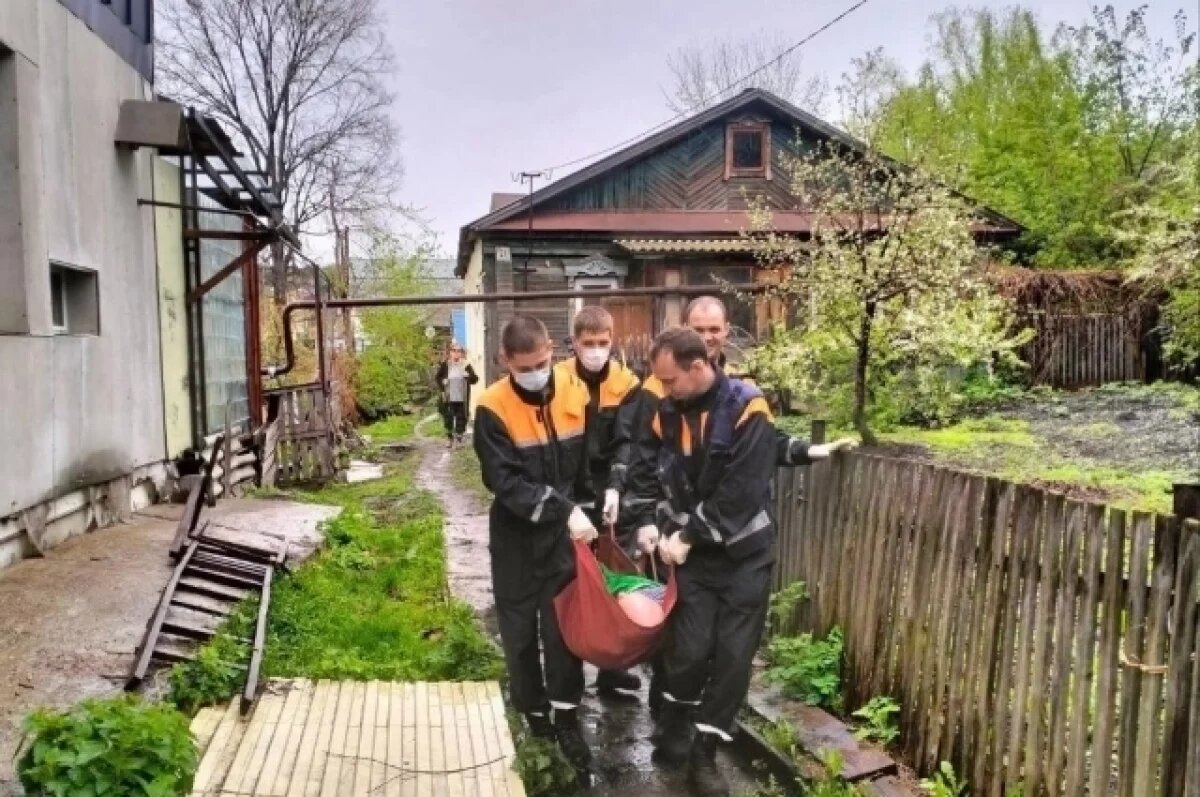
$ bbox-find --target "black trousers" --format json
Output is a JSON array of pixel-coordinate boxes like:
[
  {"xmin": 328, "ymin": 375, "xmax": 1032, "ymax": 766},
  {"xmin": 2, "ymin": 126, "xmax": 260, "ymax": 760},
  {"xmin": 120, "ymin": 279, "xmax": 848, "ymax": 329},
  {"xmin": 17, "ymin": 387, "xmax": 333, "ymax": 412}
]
[
  {"xmin": 442, "ymin": 401, "xmax": 468, "ymax": 437},
  {"xmin": 662, "ymin": 544, "xmax": 773, "ymax": 736},
  {"xmin": 491, "ymin": 534, "xmax": 584, "ymax": 714}
]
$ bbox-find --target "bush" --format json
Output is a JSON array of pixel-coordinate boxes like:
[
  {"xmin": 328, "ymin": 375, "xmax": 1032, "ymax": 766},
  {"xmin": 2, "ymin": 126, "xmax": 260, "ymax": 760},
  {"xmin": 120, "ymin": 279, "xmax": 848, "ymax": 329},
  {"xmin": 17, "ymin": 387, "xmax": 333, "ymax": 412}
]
[
  {"xmin": 166, "ymin": 628, "xmax": 250, "ymax": 716},
  {"xmin": 18, "ymin": 696, "xmax": 197, "ymax": 797},
  {"xmin": 852, "ymin": 696, "xmax": 901, "ymax": 746},
  {"xmin": 166, "ymin": 606, "xmax": 253, "ymax": 716},
  {"xmin": 764, "ymin": 627, "xmax": 844, "ymax": 711},
  {"xmin": 767, "ymin": 580, "xmax": 809, "ymax": 636},
  {"xmin": 512, "ymin": 736, "xmax": 576, "ymax": 796}
]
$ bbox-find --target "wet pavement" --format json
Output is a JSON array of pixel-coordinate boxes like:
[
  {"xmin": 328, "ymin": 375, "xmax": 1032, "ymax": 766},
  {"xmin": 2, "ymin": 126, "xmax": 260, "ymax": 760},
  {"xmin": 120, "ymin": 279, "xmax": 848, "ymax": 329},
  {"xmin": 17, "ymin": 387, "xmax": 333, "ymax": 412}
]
[{"xmin": 418, "ymin": 438, "xmax": 764, "ymax": 796}]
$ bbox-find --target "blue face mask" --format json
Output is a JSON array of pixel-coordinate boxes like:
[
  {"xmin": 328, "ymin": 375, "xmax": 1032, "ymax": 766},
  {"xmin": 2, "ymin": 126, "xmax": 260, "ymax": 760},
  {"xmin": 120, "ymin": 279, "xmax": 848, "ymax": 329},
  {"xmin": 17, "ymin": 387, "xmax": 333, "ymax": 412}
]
[{"xmin": 512, "ymin": 367, "xmax": 551, "ymax": 393}]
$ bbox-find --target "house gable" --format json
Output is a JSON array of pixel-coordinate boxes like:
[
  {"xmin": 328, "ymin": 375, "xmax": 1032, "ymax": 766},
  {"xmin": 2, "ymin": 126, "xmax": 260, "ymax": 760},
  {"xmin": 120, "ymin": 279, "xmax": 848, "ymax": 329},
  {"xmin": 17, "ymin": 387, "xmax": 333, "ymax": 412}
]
[{"xmin": 542, "ymin": 108, "xmax": 821, "ymax": 214}]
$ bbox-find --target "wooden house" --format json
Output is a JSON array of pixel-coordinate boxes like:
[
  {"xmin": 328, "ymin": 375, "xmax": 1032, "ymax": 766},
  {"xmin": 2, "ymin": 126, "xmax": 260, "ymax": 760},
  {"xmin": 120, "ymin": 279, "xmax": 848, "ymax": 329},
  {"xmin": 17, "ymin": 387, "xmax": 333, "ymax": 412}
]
[{"xmin": 456, "ymin": 88, "xmax": 1023, "ymax": 385}]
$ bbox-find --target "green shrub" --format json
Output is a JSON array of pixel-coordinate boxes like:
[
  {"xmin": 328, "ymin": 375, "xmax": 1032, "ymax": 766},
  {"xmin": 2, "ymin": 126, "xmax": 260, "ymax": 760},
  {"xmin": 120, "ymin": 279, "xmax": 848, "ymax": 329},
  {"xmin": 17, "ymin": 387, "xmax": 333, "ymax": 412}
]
[
  {"xmin": 768, "ymin": 581, "xmax": 809, "ymax": 636},
  {"xmin": 851, "ymin": 696, "xmax": 901, "ymax": 746},
  {"xmin": 512, "ymin": 736, "xmax": 576, "ymax": 796},
  {"xmin": 18, "ymin": 696, "xmax": 196, "ymax": 797},
  {"xmin": 764, "ymin": 627, "xmax": 844, "ymax": 711},
  {"xmin": 920, "ymin": 761, "xmax": 968, "ymax": 797},
  {"xmin": 166, "ymin": 610, "xmax": 252, "ymax": 716}
]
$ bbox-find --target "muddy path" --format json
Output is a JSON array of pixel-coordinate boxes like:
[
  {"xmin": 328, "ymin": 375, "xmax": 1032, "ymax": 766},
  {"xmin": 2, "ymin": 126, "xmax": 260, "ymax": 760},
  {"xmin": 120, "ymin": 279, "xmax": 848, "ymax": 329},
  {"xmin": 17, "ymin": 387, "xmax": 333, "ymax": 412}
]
[{"xmin": 415, "ymin": 432, "xmax": 762, "ymax": 796}]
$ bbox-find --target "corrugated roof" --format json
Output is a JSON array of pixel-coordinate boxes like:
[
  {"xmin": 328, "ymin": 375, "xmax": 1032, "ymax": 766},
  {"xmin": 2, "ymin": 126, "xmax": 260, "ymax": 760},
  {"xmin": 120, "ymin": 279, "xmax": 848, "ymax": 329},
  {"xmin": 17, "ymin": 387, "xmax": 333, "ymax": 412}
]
[
  {"xmin": 486, "ymin": 210, "xmax": 1013, "ymax": 235},
  {"xmin": 616, "ymin": 238, "xmax": 755, "ymax": 254}
]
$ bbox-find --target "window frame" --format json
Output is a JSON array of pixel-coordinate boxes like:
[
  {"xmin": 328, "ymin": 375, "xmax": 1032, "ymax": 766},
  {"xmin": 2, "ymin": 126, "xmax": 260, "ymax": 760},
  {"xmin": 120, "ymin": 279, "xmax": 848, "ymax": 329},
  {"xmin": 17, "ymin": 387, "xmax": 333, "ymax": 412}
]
[
  {"xmin": 49, "ymin": 268, "xmax": 68, "ymax": 334},
  {"xmin": 725, "ymin": 122, "xmax": 772, "ymax": 180},
  {"xmin": 48, "ymin": 262, "xmax": 100, "ymax": 336}
]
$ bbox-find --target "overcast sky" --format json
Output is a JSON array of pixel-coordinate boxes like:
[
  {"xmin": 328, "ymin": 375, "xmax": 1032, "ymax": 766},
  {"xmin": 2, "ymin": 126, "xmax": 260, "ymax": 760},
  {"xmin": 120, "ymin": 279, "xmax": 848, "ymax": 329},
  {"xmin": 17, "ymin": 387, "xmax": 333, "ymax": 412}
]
[{"xmin": 380, "ymin": 0, "xmax": 1192, "ymax": 257}]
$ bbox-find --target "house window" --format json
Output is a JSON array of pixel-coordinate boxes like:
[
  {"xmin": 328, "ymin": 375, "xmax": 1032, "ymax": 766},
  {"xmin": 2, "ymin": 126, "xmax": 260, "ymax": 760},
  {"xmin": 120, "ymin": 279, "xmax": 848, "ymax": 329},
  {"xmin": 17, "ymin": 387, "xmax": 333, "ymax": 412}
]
[
  {"xmin": 49, "ymin": 263, "xmax": 100, "ymax": 335},
  {"xmin": 571, "ymin": 277, "xmax": 620, "ymax": 316},
  {"xmin": 725, "ymin": 122, "xmax": 771, "ymax": 180}
]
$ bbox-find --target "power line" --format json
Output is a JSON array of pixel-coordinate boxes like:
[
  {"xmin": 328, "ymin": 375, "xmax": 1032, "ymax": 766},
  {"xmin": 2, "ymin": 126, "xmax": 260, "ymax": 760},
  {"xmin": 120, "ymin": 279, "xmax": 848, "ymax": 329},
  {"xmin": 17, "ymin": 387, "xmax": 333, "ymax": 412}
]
[{"xmin": 524, "ymin": 0, "xmax": 869, "ymax": 179}]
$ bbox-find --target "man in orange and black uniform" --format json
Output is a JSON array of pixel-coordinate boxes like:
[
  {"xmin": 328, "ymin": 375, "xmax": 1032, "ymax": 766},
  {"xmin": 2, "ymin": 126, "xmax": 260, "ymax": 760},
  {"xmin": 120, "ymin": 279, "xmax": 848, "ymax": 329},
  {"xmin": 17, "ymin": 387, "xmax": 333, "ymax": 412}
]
[
  {"xmin": 474, "ymin": 316, "xmax": 596, "ymax": 782},
  {"xmin": 629, "ymin": 327, "xmax": 779, "ymax": 797},
  {"xmin": 554, "ymin": 305, "xmax": 645, "ymax": 695},
  {"xmin": 629, "ymin": 297, "xmax": 855, "ymax": 715}
]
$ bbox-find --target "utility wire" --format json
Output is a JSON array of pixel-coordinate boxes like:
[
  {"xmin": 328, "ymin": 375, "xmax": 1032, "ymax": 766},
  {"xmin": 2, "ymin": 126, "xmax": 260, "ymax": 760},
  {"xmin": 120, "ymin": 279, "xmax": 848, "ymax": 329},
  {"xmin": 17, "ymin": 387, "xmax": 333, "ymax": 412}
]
[{"xmin": 524, "ymin": 0, "xmax": 869, "ymax": 179}]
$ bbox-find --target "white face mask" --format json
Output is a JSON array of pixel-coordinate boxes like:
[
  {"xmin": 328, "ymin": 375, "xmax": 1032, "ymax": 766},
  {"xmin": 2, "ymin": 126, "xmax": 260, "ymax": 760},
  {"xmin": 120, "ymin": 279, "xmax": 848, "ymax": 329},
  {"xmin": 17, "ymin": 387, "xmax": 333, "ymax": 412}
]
[
  {"xmin": 512, "ymin": 367, "xmax": 551, "ymax": 393},
  {"xmin": 577, "ymin": 346, "xmax": 611, "ymax": 373}
]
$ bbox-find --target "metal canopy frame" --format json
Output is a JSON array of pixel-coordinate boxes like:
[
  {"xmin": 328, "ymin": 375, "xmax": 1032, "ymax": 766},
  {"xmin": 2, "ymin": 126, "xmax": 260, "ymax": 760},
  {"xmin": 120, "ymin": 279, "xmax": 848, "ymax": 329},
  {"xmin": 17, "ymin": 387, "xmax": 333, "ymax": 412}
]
[{"xmin": 138, "ymin": 107, "xmax": 301, "ymax": 446}]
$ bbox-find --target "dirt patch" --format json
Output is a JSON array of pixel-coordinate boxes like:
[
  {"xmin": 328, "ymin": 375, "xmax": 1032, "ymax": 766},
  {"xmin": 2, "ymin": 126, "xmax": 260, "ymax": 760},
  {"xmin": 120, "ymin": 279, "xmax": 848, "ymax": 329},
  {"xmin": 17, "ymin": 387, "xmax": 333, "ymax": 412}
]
[{"xmin": 1008, "ymin": 386, "xmax": 1200, "ymax": 475}]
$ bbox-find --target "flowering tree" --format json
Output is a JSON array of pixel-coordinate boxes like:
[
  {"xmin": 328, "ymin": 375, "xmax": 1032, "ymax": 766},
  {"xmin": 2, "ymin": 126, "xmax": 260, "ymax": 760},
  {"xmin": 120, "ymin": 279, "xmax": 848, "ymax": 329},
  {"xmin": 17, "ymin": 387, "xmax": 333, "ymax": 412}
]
[
  {"xmin": 1120, "ymin": 148, "xmax": 1200, "ymax": 367},
  {"xmin": 746, "ymin": 140, "xmax": 1028, "ymax": 442}
]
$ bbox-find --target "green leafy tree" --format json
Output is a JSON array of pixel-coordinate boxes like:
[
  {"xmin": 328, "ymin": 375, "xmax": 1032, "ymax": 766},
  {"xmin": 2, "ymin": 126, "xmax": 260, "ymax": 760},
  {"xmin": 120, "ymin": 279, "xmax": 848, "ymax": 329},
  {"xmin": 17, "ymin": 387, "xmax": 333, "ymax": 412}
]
[
  {"xmin": 353, "ymin": 245, "xmax": 438, "ymax": 418},
  {"xmin": 747, "ymin": 126, "xmax": 1027, "ymax": 441},
  {"xmin": 1119, "ymin": 147, "xmax": 1200, "ymax": 365},
  {"xmin": 869, "ymin": 5, "xmax": 1196, "ymax": 267}
]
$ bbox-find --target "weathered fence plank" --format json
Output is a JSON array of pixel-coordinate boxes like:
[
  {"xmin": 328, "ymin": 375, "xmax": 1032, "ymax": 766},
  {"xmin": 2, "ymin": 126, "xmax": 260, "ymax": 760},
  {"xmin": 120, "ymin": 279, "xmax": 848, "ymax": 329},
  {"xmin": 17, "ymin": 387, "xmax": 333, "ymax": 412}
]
[{"xmin": 773, "ymin": 445, "xmax": 1200, "ymax": 796}]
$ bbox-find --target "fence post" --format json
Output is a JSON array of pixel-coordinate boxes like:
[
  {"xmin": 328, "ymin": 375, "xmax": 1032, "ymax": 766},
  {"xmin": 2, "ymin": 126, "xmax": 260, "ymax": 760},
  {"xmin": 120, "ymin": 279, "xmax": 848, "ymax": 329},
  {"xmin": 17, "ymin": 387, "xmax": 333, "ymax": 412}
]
[
  {"xmin": 810, "ymin": 419, "xmax": 827, "ymax": 445},
  {"xmin": 1174, "ymin": 483, "xmax": 1200, "ymax": 522}
]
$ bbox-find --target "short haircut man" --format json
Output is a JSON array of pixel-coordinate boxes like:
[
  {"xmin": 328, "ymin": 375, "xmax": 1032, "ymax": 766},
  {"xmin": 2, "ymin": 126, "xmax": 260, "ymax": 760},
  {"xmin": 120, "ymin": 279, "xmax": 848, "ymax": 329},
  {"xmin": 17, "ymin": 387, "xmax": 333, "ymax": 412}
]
[
  {"xmin": 502, "ymin": 315, "xmax": 550, "ymax": 356},
  {"xmin": 684, "ymin": 295, "xmax": 728, "ymax": 324},
  {"xmin": 573, "ymin": 306, "xmax": 614, "ymax": 338},
  {"xmin": 650, "ymin": 326, "xmax": 709, "ymax": 369}
]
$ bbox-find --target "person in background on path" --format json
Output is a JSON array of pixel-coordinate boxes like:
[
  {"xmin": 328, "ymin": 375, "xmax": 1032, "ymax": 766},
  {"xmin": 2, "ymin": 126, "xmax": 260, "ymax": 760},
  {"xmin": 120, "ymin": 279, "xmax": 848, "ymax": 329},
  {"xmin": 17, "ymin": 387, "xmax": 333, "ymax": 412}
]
[
  {"xmin": 436, "ymin": 341, "xmax": 478, "ymax": 448},
  {"xmin": 473, "ymin": 316, "xmax": 596, "ymax": 783},
  {"xmin": 629, "ymin": 327, "xmax": 780, "ymax": 797},
  {"xmin": 628, "ymin": 296, "xmax": 856, "ymax": 716},
  {"xmin": 554, "ymin": 305, "xmax": 645, "ymax": 696}
]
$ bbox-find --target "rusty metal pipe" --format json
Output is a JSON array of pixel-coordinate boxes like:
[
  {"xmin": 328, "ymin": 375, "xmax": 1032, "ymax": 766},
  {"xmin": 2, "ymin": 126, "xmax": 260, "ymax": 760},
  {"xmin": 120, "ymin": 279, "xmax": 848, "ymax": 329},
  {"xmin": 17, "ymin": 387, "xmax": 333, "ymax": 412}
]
[{"xmin": 263, "ymin": 282, "xmax": 771, "ymax": 377}]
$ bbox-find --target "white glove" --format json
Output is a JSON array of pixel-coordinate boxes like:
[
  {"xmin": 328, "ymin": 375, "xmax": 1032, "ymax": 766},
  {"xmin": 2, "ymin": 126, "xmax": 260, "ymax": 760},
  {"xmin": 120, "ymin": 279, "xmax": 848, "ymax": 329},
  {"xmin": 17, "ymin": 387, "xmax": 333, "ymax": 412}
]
[
  {"xmin": 567, "ymin": 507, "xmax": 598, "ymax": 542},
  {"xmin": 808, "ymin": 438, "xmax": 858, "ymax": 459},
  {"xmin": 636, "ymin": 525, "xmax": 660, "ymax": 555},
  {"xmin": 602, "ymin": 489, "xmax": 620, "ymax": 526},
  {"xmin": 657, "ymin": 532, "xmax": 692, "ymax": 566}
]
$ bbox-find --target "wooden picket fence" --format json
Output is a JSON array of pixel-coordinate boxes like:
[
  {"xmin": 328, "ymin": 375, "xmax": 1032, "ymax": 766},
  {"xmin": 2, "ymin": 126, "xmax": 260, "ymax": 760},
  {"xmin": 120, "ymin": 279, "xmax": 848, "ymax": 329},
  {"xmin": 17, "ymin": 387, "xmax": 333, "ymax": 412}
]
[
  {"xmin": 263, "ymin": 384, "xmax": 336, "ymax": 486},
  {"xmin": 1017, "ymin": 312, "xmax": 1142, "ymax": 388},
  {"xmin": 774, "ymin": 452, "xmax": 1200, "ymax": 796}
]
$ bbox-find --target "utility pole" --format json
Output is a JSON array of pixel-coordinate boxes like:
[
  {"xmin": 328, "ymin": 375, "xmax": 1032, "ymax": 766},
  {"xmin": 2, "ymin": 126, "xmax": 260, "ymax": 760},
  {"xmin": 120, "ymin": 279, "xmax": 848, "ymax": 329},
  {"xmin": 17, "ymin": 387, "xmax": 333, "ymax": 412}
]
[{"xmin": 517, "ymin": 171, "xmax": 545, "ymax": 304}]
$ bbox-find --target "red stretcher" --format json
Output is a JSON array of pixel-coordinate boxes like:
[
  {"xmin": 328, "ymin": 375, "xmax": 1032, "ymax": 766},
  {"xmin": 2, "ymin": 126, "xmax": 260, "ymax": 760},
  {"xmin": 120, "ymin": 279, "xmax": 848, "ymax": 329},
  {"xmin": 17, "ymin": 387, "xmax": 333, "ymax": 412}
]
[{"xmin": 553, "ymin": 533, "xmax": 678, "ymax": 671}]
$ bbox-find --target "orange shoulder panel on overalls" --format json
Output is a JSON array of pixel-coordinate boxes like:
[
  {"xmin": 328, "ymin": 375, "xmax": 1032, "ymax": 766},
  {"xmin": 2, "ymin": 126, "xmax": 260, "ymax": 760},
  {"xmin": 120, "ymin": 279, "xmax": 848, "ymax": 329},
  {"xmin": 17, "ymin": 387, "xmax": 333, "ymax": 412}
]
[{"xmin": 476, "ymin": 375, "xmax": 588, "ymax": 449}]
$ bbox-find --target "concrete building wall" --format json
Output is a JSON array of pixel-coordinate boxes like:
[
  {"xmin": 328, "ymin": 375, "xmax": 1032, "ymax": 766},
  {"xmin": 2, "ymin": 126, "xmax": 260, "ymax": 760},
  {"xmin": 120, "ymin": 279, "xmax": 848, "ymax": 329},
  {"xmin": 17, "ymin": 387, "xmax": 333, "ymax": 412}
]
[
  {"xmin": 155, "ymin": 159, "xmax": 193, "ymax": 459},
  {"xmin": 0, "ymin": 0, "xmax": 169, "ymax": 562}
]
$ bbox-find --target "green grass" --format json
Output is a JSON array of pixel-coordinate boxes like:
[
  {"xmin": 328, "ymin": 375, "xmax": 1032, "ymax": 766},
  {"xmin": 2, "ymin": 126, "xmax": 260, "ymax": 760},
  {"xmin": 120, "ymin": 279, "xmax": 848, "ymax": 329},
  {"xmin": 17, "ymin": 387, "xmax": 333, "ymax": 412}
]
[
  {"xmin": 267, "ymin": 453, "xmax": 503, "ymax": 681},
  {"xmin": 882, "ymin": 418, "xmax": 1177, "ymax": 515},
  {"xmin": 778, "ymin": 409, "xmax": 1181, "ymax": 515},
  {"xmin": 169, "ymin": 448, "xmax": 502, "ymax": 713},
  {"xmin": 360, "ymin": 413, "xmax": 424, "ymax": 444},
  {"xmin": 448, "ymin": 444, "xmax": 490, "ymax": 505}
]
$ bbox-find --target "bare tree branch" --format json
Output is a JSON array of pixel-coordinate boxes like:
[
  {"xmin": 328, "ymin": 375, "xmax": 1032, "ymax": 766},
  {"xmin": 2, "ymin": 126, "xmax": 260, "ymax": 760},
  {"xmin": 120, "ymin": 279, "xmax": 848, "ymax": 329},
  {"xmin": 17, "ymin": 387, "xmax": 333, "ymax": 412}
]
[
  {"xmin": 158, "ymin": 0, "xmax": 404, "ymax": 304},
  {"xmin": 663, "ymin": 30, "xmax": 828, "ymax": 115}
]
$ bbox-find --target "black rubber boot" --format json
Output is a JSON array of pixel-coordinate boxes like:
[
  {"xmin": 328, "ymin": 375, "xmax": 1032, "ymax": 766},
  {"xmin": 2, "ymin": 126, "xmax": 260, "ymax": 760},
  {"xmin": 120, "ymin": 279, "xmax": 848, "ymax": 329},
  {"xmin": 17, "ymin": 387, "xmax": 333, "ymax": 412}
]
[
  {"xmin": 552, "ymin": 707, "xmax": 592, "ymax": 785},
  {"xmin": 595, "ymin": 669, "xmax": 642, "ymax": 693},
  {"xmin": 525, "ymin": 711, "xmax": 555, "ymax": 740},
  {"xmin": 688, "ymin": 731, "xmax": 730, "ymax": 797},
  {"xmin": 650, "ymin": 700, "xmax": 693, "ymax": 768}
]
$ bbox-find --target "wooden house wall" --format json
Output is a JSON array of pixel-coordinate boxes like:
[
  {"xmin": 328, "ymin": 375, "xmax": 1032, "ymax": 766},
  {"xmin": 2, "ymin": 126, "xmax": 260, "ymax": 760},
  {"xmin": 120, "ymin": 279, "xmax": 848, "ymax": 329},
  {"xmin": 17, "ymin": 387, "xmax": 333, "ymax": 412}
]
[
  {"xmin": 485, "ymin": 255, "xmax": 572, "ymax": 380},
  {"xmin": 543, "ymin": 119, "xmax": 812, "ymax": 213}
]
